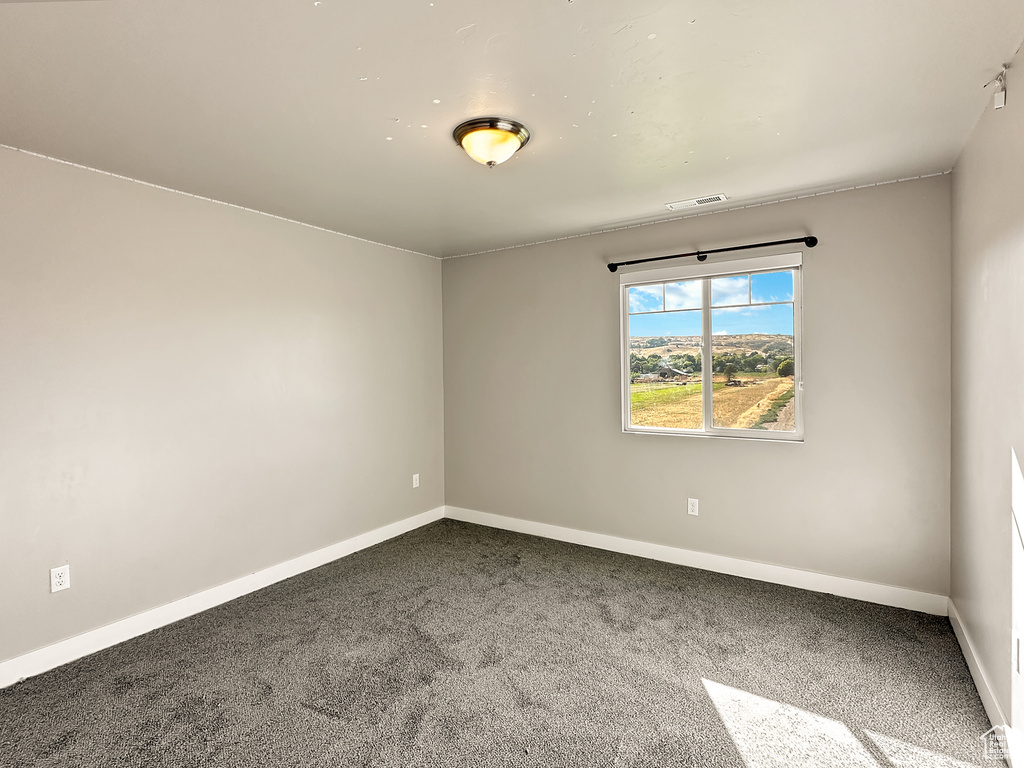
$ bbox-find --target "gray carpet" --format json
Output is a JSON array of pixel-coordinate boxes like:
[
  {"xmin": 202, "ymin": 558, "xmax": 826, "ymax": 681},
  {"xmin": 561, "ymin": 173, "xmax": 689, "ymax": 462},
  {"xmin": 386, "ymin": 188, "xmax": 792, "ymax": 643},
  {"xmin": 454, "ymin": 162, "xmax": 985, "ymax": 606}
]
[{"xmin": 0, "ymin": 520, "xmax": 999, "ymax": 767}]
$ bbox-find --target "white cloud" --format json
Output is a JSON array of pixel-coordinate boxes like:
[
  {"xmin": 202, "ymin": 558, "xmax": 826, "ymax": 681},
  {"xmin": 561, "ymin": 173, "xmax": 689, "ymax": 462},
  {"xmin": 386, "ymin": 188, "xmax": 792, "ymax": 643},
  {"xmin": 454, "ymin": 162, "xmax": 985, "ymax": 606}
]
[
  {"xmin": 628, "ymin": 285, "xmax": 662, "ymax": 313},
  {"xmin": 665, "ymin": 279, "xmax": 701, "ymax": 310},
  {"xmin": 711, "ymin": 275, "xmax": 749, "ymax": 307}
]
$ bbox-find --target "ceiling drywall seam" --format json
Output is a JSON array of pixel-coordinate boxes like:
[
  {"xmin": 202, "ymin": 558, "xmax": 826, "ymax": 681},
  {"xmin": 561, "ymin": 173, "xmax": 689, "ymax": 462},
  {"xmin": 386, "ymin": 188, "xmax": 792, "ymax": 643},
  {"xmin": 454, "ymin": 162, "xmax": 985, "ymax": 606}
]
[
  {"xmin": 443, "ymin": 171, "xmax": 952, "ymax": 260},
  {"xmin": 0, "ymin": 144, "xmax": 439, "ymax": 261}
]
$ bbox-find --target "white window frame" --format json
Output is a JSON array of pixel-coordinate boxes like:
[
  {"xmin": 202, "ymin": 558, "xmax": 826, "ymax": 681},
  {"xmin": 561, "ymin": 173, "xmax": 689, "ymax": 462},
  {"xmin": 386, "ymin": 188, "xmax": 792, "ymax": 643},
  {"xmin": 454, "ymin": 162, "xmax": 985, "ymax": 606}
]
[{"xmin": 619, "ymin": 250, "xmax": 804, "ymax": 442}]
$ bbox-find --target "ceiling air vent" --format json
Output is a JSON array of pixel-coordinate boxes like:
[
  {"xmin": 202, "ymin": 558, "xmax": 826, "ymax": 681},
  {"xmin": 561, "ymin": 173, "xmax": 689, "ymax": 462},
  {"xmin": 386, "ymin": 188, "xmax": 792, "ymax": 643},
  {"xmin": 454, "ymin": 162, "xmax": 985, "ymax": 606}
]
[{"xmin": 665, "ymin": 194, "xmax": 728, "ymax": 212}]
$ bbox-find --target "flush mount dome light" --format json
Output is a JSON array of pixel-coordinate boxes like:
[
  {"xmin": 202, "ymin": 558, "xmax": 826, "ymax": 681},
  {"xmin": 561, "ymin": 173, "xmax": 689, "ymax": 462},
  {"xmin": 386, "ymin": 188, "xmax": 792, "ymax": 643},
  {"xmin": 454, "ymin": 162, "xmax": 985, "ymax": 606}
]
[{"xmin": 453, "ymin": 117, "xmax": 531, "ymax": 167}]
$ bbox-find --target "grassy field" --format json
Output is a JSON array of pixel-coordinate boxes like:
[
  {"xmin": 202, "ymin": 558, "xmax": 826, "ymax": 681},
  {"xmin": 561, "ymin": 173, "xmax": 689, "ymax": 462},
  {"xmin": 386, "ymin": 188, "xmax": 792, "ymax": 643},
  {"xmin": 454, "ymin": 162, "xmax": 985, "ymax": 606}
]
[
  {"xmin": 712, "ymin": 378, "xmax": 794, "ymax": 429},
  {"xmin": 630, "ymin": 381, "xmax": 702, "ymax": 404},
  {"xmin": 751, "ymin": 386, "xmax": 796, "ymax": 430},
  {"xmin": 631, "ymin": 377, "xmax": 795, "ymax": 431},
  {"xmin": 629, "ymin": 381, "xmax": 708, "ymax": 430}
]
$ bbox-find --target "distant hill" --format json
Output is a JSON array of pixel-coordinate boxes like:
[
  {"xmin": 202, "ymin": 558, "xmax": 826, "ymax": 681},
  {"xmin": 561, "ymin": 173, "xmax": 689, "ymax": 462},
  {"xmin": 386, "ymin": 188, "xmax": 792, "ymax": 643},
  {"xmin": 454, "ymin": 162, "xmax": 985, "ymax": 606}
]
[{"xmin": 630, "ymin": 334, "xmax": 794, "ymax": 358}]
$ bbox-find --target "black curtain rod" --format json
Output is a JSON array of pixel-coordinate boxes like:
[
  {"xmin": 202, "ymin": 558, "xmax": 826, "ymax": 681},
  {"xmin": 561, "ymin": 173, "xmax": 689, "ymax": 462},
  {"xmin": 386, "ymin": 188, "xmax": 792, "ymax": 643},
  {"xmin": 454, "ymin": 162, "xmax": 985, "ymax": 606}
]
[{"xmin": 606, "ymin": 235, "xmax": 818, "ymax": 273}]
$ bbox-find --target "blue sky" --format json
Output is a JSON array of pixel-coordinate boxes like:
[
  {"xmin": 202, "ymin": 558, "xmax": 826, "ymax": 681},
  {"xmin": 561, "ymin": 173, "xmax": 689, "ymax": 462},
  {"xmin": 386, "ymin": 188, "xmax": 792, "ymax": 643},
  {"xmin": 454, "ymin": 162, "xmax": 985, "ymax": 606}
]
[
  {"xmin": 711, "ymin": 304, "xmax": 794, "ymax": 335},
  {"xmin": 628, "ymin": 305, "xmax": 794, "ymax": 336},
  {"xmin": 712, "ymin": 272, "xmax": 794, "ymax": 305},
  {"xmin": 751, "ymin": 272, "xmax": 793, "ymax": 303},
  {"xmin": 628, "ymin": 271, "xmax": 795, "ymax": 337},
  {"xmin": 629, "ymin": 309, "xmax": 702, "ymax": 337}
]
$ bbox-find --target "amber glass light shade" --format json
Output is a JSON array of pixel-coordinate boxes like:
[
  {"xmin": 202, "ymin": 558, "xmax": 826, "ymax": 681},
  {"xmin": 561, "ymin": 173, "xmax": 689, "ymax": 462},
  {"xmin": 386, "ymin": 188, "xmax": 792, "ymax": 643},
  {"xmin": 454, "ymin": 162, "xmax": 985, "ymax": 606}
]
[{"xmin": 453, "ymin": 118, "xmax": 530, "ymax": 167}]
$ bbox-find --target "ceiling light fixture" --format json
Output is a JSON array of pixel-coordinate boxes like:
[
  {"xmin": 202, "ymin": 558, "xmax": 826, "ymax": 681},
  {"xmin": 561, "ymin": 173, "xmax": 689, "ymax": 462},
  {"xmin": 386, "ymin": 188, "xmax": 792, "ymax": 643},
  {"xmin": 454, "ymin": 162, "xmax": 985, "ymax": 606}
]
[{"xmin": 453, "ymin": 117, "xmax": 531, "ymax": 167}]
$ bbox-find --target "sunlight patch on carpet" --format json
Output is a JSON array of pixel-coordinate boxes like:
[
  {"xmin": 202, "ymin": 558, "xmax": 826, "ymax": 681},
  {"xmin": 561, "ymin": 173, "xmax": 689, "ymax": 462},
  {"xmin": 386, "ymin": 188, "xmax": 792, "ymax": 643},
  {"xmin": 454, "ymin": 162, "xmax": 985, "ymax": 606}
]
[{"xmin": 702, "ymin": 679, "xmax": 982, "ymax": 768}]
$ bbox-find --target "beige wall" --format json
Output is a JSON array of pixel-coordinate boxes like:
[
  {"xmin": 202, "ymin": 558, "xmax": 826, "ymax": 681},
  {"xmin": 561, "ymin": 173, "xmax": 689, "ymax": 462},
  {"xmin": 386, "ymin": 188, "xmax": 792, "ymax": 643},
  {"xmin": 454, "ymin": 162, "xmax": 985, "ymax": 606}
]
[
  {"xmin": 950, "ymin": 46, "xmax": 1024, "ymax": 718},
  {"xmin": 0, "ymin": 120, "xmax": 972, "ymax": 667},
  {"xmin": 0, "ymin": 148, "xmax": 444, "ymax": 662},
  {"xmin": 443, "ymin": 176, "xmax": 952, "ymax": 594}
]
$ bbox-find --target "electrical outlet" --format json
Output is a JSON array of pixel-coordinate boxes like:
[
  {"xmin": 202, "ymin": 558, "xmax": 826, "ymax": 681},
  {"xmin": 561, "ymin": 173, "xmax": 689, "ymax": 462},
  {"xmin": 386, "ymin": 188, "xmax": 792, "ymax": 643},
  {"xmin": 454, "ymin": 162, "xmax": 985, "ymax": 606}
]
[
  {"xmin": 687, "ymin": 498, "xmax": 699, "ymax": 516},
  {"xmin": 50, "ymin": 564, "xmax": 71, "ymax": 593},
  {"xmin": 412, "ymin": 473, "xmax": 420, "ymax": 489}
]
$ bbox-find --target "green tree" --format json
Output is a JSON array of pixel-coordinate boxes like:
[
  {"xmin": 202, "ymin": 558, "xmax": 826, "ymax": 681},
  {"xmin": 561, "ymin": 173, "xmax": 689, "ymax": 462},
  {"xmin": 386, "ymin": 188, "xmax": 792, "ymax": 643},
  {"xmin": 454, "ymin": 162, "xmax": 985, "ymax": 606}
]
[
  {"xmin": 776, "ymin": 358, "xmax": 795, "ymax": 377},
  {"xmin": 723, "ymin": 364, "xmax": 737, "ymax": 382},
  {"xmin": 631, "ymin": 352, "xmax": 665, "ymax": 374},
  {"xmin": 744, "ymin": 353, "xmax": 765, "ymax": 371}
]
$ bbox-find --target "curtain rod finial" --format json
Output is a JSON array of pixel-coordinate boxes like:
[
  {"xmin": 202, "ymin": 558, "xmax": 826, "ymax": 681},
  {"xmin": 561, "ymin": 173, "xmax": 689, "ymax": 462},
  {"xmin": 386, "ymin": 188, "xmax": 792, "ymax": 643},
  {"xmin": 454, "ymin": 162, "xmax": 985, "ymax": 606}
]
[
  {"xmin": 607, "ymin": 263, "xmax": 619, "ymax": 273},
  {"xmin": 805, "ymin": 236, "xmax": 819, "ymax": 248}
]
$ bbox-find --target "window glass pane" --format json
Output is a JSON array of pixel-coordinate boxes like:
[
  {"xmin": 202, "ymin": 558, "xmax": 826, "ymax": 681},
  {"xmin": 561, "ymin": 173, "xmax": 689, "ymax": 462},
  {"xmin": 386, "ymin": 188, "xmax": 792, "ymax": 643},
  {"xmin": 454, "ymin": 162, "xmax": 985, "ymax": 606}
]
[
  {"xmin": 665, "ymin": 279, "xmax": 701, "ymax": 310},
  {"xmin": 628, "ymin": 284, "xmax": 663, "ymax": 313},
  {"xmin": 750, "ymin": 270, "xmax": 794, "ymax": 303},
  {"xmin": 711, "ymin": 275, "xmax": 749, "ymax": 307},
  {"xmin": 710, "ymin": 303, "xmax": 796, "ymax": 431},
  {"xmin": 629, "ymin": 309, "xmax": 703, "ymax": 430}
]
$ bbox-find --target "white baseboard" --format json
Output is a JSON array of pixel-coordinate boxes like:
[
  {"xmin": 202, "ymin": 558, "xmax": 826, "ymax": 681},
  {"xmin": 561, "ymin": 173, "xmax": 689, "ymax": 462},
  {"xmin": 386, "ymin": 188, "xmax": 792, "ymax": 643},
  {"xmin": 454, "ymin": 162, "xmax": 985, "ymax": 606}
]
[
  {"xmin": 0, "ymin": 506, "xmax": 445, "ymax": 689},
  {"xmin": 443, "ymin": 506, "xmax": 949, "ymax": 616},
  {"xmin": 949, "ymin": 598, "xmax": 1023, "ymax": 766},
  {"xmin": 0, "ymin": 504, "xmax": 955, "ymax": 692},
  {"xmin": 948, "ymin": 598, "xmax": 1008, "ymax": 723}
]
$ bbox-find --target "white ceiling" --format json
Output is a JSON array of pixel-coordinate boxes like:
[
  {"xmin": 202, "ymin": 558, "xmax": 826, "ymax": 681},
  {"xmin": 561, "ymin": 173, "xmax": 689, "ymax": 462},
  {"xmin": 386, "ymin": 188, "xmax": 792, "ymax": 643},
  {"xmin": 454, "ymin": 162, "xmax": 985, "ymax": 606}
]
[{"xmin": 1, "ymin": 1, "xmax": 1022, "ymax": 257}]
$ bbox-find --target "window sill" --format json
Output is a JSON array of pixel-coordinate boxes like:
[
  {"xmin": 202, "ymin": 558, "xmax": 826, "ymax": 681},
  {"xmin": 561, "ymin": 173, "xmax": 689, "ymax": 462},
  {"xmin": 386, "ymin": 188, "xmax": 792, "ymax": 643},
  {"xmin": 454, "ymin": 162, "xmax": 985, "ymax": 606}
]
[{"xmin": 623, "ymin": 426, "xmax": 803, "ymax": 443}]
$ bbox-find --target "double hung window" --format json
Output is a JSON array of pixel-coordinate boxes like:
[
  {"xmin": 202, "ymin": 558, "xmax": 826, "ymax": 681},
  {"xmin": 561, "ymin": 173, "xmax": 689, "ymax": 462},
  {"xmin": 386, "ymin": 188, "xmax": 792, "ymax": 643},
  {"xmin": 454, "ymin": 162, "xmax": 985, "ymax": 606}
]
[{"xmin": 620, "ymin": 252, "xmax": 803, "ymax": 441}]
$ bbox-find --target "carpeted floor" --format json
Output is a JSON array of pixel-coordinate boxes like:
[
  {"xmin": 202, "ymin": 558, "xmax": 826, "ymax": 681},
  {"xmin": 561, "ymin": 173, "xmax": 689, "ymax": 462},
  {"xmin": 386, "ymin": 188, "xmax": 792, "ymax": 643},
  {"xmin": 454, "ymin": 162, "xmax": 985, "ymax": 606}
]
[{"xmin": 0, "ymin": 520, "xmax": 999, "ymax": 767}]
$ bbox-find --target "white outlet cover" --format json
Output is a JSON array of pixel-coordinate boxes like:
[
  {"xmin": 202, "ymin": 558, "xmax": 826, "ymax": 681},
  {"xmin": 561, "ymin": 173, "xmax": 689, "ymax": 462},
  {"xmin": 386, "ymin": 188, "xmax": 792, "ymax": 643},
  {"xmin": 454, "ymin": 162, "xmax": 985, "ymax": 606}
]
[
  {"xmin": 687, "ymin": 498, "xmax": 699, "ymax": 516},
  {"xmin": 50, "ymin": 564, "xmax": 71, "ymax": 593},
  {"xmin": 412, "ymin": 473, "xmax": 420, "ymax": 488}
]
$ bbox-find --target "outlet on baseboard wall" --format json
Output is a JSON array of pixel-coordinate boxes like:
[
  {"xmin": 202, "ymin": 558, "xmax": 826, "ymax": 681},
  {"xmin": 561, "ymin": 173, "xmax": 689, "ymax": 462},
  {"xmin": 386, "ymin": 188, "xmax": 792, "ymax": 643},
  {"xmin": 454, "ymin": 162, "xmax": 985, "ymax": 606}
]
[
  {"xmin": 687, "ymin": 498, "xmax": 699, "ymax": 516},
  {"xmin": 412, "ymin": 473, "xmax": 420, "ymax": 489},
  {"xmin": 50, "ymin": 564, "xmax": 71, "ymax": 593}
]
